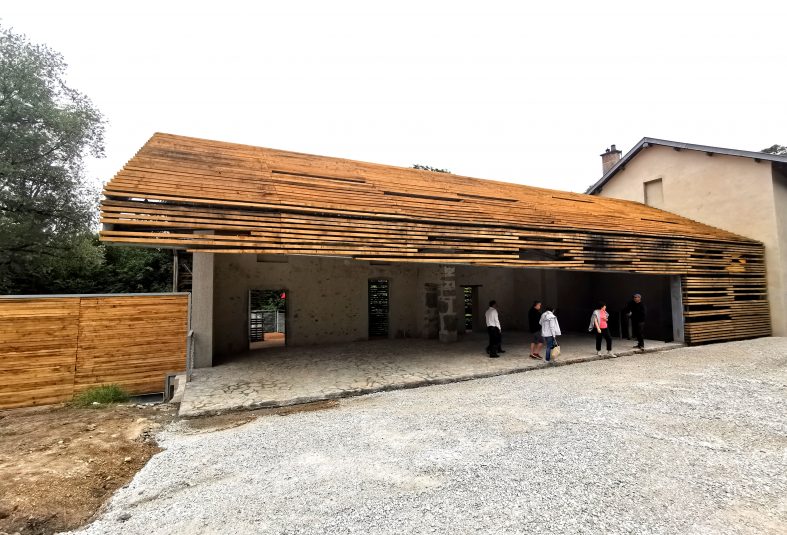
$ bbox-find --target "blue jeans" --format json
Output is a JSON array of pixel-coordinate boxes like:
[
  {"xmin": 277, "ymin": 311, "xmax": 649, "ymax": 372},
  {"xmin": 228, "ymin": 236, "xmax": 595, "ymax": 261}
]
[{"xmin": 545, "ymin": 336, "xmax": 556, "ymax": 361}]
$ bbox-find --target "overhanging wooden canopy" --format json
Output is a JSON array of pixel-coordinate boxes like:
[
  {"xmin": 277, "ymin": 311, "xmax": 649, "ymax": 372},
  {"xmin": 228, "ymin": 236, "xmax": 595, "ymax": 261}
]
[{"xmin": 100, "ymin": 133, "xmax": 770, "ymax": 343}]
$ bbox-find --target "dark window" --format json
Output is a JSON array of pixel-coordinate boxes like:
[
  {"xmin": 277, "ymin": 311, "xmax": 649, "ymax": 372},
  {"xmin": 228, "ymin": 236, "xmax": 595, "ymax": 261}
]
[
  {"xmin": 464, "ymin": 286, "xmax": 473, "ymax": 330},
  {"xmin": 368, "ymin": 279, "xmax": 389, "ymax": 338}
]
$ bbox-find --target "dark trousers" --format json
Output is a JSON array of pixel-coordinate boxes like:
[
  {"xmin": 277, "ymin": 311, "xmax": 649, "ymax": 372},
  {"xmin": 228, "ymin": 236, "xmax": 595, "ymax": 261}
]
[
  {"xmin": 595, "ymin": 328, "xmax": 612, "ymax": 351},
  {"xmin": 486, "ymin": 327, "xmax": 501, "ymax": 355},
  {"xmin": 633, "ymin": 321, "xmax": 645, "ymax": 348}
]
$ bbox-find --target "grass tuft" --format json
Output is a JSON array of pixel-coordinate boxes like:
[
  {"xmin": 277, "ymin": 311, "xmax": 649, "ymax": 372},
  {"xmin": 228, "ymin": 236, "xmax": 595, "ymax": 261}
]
[{"xmin": 71, "ymin": 384, "xmax": 130, "ymax": 407}]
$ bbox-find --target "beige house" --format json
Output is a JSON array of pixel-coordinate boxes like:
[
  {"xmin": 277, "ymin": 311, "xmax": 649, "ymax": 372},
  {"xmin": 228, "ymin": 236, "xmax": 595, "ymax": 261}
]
[{"xmin": 587, "ymin": 138, "xmax": 787, "ymax": 336}]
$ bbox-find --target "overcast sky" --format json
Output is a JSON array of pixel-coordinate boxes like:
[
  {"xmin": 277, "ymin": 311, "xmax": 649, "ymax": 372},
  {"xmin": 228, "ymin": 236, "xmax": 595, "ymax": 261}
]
[{"xmin": 4, "ymin": 0, "xmax": 786, "ymax": 192}]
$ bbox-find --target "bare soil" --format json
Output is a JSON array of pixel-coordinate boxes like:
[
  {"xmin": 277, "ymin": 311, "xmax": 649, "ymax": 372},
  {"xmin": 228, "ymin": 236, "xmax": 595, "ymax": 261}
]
[
  {"xmin": 0, "ymin": 403, "xmax": 176, "ymax": 535},
  {"xmin": 0, "ymin": 399, "xmax": 339, "ymax": 535}
]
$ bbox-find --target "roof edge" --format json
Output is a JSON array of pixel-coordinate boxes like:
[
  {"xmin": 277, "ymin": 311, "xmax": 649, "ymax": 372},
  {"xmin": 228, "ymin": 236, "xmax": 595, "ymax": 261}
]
[{"xmin": 586, "ymin": 137, "xmax": 787, "ymax": 194}]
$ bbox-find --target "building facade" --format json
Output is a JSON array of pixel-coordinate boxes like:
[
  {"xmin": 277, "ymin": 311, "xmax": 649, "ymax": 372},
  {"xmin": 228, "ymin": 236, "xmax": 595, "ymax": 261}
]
[
  {"xmin": 587, "ymin": 138, "xmax": 787, "ymax": 336},
  {"xmin": 101, "ymin": 134, "xmax": 771, "ymax": 366}
]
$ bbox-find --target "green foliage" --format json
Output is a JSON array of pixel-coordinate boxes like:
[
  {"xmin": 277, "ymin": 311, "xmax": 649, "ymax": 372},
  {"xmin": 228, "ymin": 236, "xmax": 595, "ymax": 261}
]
[
  {"xmin": 99, "ymin": 239, "xmax": 173, "ymax": 293},
  {"xmin": 46, "ymin": 234, "xmax": 173, "ymax": 294},
  {"xmin": 71, "ymin": 384, "xmax": 130, "ymax": 407},
  {"xmin": 412, "ymin": 164, "xmax": 451, "ymax": 173},
  {"xmin": 0, "ymin": 24, "xmax": 105, "ymax": 294},
  {"xmin": 761, "ymin": 144, "xmax": 787, "ymax": 155}
]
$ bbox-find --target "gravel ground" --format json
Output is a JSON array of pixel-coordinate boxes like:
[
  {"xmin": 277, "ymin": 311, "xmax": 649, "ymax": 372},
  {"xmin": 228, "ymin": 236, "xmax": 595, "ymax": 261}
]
[{"xmin": 65, "ymin": 337, "xmax": 787, "ymax": 535}]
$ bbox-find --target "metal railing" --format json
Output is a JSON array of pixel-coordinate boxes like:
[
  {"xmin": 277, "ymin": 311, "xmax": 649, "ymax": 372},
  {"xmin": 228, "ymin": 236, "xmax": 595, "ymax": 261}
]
[{"xmin": 186, "ymin": 329, "xmax": 195, "ymax": 382}]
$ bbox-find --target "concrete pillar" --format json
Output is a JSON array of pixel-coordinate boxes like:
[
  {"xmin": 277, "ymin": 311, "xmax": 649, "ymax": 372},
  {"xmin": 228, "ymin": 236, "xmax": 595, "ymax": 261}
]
[
  {"xmin": 438, "ymin": 265, "xmax": 458, "ymax": 342},
  {"xmin": 670, "ymin": 276, "xmax": 685, "ymax": 342},
  {"xmin": 192, "ymin": 252, "xmax": 215, "ymax": 367}
]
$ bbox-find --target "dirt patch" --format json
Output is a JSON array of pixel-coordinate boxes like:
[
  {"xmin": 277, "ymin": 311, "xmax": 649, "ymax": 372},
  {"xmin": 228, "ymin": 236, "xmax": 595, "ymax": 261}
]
[
  {"xmin": 0, "ymin": 403, "xmax": 176, "ymax": 535},
  {"xmin": 178, "ymin": 399, "xmax": 339, "ymax": 434}
]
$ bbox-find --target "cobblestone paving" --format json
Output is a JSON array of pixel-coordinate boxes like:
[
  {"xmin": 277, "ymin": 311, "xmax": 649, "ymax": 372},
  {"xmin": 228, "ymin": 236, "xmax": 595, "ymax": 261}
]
[{"xmin": 179, "ymin": 333, "xmax": 681, "ymax": 417}]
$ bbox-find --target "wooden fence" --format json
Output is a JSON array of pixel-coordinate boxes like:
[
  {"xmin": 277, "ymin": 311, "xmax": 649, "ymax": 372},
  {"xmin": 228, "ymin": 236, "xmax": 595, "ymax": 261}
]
[{"xmin": 0, "ymin": 293, "xmax": 189, "ymax": 409}]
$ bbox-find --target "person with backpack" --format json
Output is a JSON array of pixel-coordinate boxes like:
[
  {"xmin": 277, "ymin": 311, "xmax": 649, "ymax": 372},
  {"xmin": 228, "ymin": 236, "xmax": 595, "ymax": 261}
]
[
  {"xmin": 589, "ymin": 301, "xmax": 615, "ymax": 357},
  {"xmin": 539, "ymin": 305, "xmax": 561, "ymax": 364}
]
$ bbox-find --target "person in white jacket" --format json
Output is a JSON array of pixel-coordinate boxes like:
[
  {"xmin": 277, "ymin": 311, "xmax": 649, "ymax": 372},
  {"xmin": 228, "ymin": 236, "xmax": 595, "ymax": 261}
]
[
  {"xmin": 539, "ymin": 306, "xmax": 561, "ymax": 363},
  {"xmin": 485, "ymin": 300, "xmax": 504, "ymax": 358}
]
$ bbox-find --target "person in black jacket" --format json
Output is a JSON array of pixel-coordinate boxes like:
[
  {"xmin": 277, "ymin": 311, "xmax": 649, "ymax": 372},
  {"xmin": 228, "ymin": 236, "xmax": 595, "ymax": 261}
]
[
  {"xmin": 624, "ymin": 293, "xmax": 647, "ymax": 350},
  {"xmin": 528, "ymin": 300, "xmax": 544, "ymax": 359}
]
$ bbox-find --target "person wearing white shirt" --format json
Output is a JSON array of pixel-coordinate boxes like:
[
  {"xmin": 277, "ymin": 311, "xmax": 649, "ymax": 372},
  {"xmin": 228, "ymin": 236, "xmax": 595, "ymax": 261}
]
[
  {"xmin": 485, "ymin": 300, "xmax": 504, "ymax": 358},
  {"xmin": 539, "ymin": 305, "xmax": 562, "ymax": 363}
]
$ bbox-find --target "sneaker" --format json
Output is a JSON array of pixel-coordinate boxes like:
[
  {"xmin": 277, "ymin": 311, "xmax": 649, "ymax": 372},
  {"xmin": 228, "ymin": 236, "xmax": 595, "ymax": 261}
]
[
  {"xmin": 597, "ymin": 351, "xmax": 603, "ymax": 356},
  {"xmin": 608, "ymin": 351, "xmax": 616, "ymax": 357},
  {"xmin": 498, "ymin": 349, "xmax": 506, "ymax": 354}
]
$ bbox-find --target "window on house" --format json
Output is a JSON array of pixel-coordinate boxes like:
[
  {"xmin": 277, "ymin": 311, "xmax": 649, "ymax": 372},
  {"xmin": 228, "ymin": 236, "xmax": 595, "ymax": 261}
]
[{"xmin": 644, "ymin": 178, "xmax": 664, "ymax": 208}]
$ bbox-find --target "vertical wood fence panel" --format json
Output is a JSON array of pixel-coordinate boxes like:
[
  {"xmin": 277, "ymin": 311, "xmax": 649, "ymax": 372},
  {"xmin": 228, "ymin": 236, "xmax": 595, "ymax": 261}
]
[{"xmin": 0, "ymin": 294, "xmax": 189, "ymax": 409}]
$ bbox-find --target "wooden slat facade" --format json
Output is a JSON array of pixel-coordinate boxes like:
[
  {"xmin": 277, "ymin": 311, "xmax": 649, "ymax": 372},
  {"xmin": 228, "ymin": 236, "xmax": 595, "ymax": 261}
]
[
  {"xmin": 100, "ymin": 133, "xmax": 771, "ymax": 345},
  {"xmin": 0, "ymin": 294, "xmax": 189, "ymax": 409}
]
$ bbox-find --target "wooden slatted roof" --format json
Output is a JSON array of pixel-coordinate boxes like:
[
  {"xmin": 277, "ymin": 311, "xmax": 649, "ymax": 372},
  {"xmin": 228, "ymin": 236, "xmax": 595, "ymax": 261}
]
[{"xmin": 102, "ymin": 133, "xmax": 754, "ymax": 247}]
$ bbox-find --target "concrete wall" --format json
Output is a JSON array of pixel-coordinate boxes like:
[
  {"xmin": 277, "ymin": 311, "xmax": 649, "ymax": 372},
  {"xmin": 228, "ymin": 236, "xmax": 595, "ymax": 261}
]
[
  {"xmin": 198, "ymin": 254, "xmax": 683, "ymax": 364},
  {"xmin": 211, "ymin": 256, "xmax": 528, "ymax": 360},
  {"xmin": 773, "ymin": 166, "xmax": 787, "ymax": 332},
  {"xmin": 597, "ymin": 145, "xmax": 785, "ymax": 335}
]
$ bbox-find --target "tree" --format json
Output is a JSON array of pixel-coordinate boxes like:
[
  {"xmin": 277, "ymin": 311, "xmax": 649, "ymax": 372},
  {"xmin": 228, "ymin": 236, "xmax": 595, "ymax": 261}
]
[
  {"xmin": 0, "ymin": 24, "xmax": 105, "ymax": 293},
  {"xmin": 761, "ymin": 144, "xmax": 787, "ymax": 155},
  {"xmin": 412, "ymin": 164, "xmax": 451, "ymax": 173}
]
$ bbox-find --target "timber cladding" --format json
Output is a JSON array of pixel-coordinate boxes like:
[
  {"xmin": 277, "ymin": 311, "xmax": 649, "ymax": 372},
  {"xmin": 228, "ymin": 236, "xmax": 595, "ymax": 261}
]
[
  {"xmin": 0, "ymin": 294, "xmax": 188, "ymax": 409},
  {"xmin": 100, "ymin": 133, "xmax": 771, "ymax": 345}
]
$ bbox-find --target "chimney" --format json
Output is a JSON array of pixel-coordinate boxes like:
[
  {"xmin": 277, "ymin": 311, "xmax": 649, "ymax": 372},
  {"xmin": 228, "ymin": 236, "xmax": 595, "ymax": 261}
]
[{"xmin": 600, "ymin": 144, "xmax": 622, "ymax": 175}]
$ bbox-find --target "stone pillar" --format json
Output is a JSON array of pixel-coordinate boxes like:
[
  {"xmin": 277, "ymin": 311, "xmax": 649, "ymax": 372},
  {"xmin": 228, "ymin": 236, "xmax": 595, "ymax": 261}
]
[
  {"xmin": 423, "ymin": 283, "xmax": 439, "ymax": 339},
  {"xmin": 438, "ymin": 265, "xmax": 458, "ymax": 342},
  {"xmin": 192, "ymin": 252, "xmax": 215, "ymax": 367},
  {"xmin": 670, "ymin": 276, "xmax": 685, "ymax": 342}
]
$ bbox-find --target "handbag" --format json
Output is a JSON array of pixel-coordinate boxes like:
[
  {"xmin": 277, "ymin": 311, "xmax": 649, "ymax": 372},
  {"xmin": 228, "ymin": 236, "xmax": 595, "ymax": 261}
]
[{"xmin": 551, "ymin": 340, "xmax": 561, "ymax": 358}]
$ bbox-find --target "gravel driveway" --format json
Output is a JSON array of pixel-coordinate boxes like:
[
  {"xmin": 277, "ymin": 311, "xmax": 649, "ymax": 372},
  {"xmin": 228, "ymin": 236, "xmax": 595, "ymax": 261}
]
[{"xmin": 66, "ymin": 338, "xmax": 787, "ymax": 534}]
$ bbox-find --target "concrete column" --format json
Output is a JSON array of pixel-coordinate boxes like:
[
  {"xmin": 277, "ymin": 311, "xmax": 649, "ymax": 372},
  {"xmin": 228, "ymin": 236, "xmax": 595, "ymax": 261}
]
[
  {"xmin": 670, "ymin": 276, "xmax": 685, "ymax": 342},
  {"xmin": 192, "ymin": 252, "xmax": 215, "ymax": 367},
  {"xmin": 438, "ymin": 265, "xmax": 458, "ymax": 342}
]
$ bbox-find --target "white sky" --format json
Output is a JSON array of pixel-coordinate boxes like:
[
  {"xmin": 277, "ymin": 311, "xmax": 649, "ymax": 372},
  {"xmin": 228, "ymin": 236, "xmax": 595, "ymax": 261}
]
[{"xmin": 4, "ymin": 0, "xmax": 786, "ymax": 192}]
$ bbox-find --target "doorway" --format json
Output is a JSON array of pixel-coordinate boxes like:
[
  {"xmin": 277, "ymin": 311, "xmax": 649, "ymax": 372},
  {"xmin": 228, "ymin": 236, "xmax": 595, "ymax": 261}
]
[
  {"xmin": 462, "ymin": 285, "xmax": 480, "ymax": 333},
  {"xmin": 368, "ymin": 279, "xmax": 389, "ymax": 338},
  {"xmin": 249, "ymin": 289, "xmax": 287, "ymax": 350}
]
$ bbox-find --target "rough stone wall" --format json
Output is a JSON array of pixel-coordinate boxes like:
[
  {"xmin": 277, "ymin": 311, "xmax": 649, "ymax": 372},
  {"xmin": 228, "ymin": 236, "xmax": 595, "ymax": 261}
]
[
  {"xmin": 212, "ymin": 255, "xmax": 421, "ymax": 358},
  {"xmin": 208, "ymin": 254, "xmax": 679, "ymax": 361},
  {"xmin": 423, "ymin": 283, "xmax": 439, "ymax": 339},
  {"xmin": 438, "ymin": 266, "xmax": 458, "ymax": 342},
  {"xmin": 211, "ymin": 256, "xmax": 528, "ymax": 358}
]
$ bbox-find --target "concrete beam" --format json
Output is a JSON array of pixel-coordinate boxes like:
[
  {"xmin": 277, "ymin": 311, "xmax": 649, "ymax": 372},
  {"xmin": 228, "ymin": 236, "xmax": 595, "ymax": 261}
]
[
  {"xmin": 192, "ymin": 252, "xmax": 215, "ymax": 367},
  {"xmin": 671, "ymin": 276, "xmax": 685, "ymax": 343}
]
